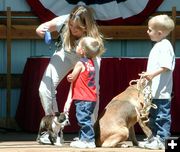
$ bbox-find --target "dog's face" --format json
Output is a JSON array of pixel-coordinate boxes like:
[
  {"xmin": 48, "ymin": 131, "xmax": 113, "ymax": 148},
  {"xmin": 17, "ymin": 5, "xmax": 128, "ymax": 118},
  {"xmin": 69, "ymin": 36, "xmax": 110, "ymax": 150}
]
[
  {"xmin": 38, "ymin": 112, "xmax": 70, "ymax": 135},
  {"xmin": 54, "ymin": 112, "xmax": 70, "ymax": 128}
]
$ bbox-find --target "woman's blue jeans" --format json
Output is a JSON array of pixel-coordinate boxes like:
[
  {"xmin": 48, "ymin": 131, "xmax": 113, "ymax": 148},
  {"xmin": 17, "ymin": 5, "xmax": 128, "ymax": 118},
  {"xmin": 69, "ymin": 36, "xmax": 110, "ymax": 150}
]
[
  {"xmin": 149, "ymin": 99, "xmax": 171, "ymax": 142},
  {"xmin": 74, "ymin": 100, "xmax": 96, "ymax": 142}
]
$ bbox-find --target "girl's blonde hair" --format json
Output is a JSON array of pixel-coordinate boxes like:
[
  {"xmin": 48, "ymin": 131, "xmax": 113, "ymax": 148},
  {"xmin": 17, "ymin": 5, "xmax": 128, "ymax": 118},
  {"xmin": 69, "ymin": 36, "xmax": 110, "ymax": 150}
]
[
  {"xmin": 63, "ymin": 5, "xmax": 105, "ymax": 56},
  {"xmin": 79, "ymin": 36, "xmax": 100, "ymax": 59},
  {"xmin": 149, "ymin": 14, "xmax": 175, "ymax": 35}
]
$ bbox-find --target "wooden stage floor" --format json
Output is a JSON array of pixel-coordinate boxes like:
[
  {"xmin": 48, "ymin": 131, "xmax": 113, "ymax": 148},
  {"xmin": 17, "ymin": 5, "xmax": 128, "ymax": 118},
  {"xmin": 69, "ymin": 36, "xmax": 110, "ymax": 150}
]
[{"xmin": 0, "ymin": 130, "xmax": 164, "ymax": 152}]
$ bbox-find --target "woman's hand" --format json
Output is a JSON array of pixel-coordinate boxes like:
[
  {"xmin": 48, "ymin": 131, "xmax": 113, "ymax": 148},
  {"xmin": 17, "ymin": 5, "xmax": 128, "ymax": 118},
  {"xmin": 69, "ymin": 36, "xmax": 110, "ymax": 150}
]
[
  {"xmin": 36, "ymin": 16, "xmax": 60, "ymax": 38},
  {"xmin": 36, "ymin": 24, "xmax": 49, "ymax": 38}
]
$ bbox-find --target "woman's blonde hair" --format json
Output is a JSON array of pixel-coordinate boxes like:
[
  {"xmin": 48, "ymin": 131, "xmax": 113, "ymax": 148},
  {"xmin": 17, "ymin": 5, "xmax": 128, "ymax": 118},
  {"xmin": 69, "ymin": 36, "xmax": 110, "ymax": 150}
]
[
  {"xmin": 79, "ymin": 36, "xmax": 100, "ymax": 59},
  {"xmin": 149, "ymin": 14, "xmax": 175, "ymax": 36},
  {"xmin": 63, "ymin": 5, "xmax": 105, "ymax": 56}
]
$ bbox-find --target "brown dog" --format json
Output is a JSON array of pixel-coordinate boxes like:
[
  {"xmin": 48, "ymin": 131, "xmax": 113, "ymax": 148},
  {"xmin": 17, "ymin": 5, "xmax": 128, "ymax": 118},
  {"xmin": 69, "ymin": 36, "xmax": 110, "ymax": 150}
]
[{"xmin": 94, "ymin": 79, "xmax": 155, "ymax": 147}]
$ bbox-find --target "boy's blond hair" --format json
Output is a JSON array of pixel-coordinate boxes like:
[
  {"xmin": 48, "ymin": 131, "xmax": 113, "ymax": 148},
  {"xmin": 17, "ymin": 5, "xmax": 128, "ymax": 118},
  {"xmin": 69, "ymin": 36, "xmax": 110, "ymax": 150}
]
[
  {"xmin": 79, "ymin": 36, "xmax": 100, "ymax": 59},
  {"xmin": 149, "ymin": 14, "xmax": 175, "ymax": 36}
]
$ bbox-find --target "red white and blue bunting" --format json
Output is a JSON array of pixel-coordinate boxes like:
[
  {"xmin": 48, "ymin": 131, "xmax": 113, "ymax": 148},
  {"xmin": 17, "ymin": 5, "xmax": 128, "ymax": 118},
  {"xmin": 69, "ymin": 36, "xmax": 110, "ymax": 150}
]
[{"xmin": 26, "ymin": 0, "xmax": 163, "ymax": 25}]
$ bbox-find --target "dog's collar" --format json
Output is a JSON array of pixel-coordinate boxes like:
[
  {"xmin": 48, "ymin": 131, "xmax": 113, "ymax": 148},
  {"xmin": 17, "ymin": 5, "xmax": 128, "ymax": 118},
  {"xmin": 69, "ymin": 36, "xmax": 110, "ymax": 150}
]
[
  {"xmin": 53, "ymin": 117, "xmax": 61, "ymax": 126},
  {"xmin": 53, "ymin": 118, "xmax": 66, "ymax": 129}
]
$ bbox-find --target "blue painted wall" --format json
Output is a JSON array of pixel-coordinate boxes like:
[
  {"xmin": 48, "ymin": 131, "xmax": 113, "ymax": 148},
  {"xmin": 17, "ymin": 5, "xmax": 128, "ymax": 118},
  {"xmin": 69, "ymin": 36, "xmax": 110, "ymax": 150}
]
[{"xmin": 0, "ymin": 0, "xmax": 180, "ymax": 118}]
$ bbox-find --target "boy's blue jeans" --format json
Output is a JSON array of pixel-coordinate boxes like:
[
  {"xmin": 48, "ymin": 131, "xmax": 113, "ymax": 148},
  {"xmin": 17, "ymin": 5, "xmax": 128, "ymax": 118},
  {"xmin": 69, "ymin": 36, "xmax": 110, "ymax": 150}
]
[
  {"xmin": 149, "ymin": 99, "xmax": 171, "ymax": 142},
  {"xmin": 74, "ymin": 100, "xmax": 96, "ymax": 142}
]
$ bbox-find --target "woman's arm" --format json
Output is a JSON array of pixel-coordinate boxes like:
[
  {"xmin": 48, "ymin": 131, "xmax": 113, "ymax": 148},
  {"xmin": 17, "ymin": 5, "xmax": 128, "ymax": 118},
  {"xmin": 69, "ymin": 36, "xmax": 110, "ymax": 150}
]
[{"xmin": 36, "ymin": 16, "xmax": 61, "ymax": 38}]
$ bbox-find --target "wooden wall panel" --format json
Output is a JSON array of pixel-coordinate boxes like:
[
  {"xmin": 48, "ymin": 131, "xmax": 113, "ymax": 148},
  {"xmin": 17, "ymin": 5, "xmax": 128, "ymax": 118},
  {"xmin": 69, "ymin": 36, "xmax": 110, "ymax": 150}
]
[{"xmin": 0, "ymin": 7, "xmax": 179, "ymax": 129}]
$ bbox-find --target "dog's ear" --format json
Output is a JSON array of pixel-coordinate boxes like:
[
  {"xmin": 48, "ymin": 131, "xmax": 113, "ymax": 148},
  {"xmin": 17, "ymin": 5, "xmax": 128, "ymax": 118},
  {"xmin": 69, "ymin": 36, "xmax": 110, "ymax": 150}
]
[
  {"xmin": 54, "ymin": 112, "xmax": 60, "ymax": 116},
  {"xmin": 59, "ymin": 113, "xmax": 66, "ymax": 122}
]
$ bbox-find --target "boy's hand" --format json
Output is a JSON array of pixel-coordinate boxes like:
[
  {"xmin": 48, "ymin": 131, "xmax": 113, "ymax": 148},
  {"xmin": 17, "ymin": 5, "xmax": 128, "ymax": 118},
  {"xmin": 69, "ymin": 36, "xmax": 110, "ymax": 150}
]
[
  {"xmin": 139, "ymin": 71, "xmax": 152, "ymax": 81},
  {"xmin": 63, "ymin": 99, "xmax": 72, "ymax": 114},
  {"xmin": 67, "ymin": 74, "xmax": 73, "ymax": 82}
]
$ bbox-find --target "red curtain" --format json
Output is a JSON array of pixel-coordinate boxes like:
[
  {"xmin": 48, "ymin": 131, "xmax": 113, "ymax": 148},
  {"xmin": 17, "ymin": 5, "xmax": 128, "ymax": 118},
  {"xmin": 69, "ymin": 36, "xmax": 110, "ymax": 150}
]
[{"xmin": 15, "ymin": 57, "xmax": 180, "ymax": 134}]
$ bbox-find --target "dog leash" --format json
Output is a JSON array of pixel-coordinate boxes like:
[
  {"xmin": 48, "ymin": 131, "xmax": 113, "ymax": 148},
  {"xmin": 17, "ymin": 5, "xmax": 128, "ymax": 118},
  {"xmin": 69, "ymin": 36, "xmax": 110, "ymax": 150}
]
[
  {"xmin": 129, "ymin": 76, "xmax": 159, "ymax": 138},
  {"xmin": 129, "ymin": 76, "xmax": 157, "ymax": 123}
]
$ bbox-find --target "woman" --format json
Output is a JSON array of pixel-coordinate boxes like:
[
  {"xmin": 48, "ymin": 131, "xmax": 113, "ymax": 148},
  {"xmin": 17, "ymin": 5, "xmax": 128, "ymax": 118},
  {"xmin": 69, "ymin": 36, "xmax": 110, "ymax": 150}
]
[{"xmin": 36, "ymin": 5, "xmax": 105, "ymax": 144}]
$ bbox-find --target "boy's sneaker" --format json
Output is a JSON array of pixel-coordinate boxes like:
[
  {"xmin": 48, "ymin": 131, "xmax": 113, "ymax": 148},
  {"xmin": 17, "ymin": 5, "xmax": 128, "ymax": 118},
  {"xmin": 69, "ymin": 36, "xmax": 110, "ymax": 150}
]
[
  {"xmin": 38, "ymin": 132, "xmax": 51, "ymax": 144},
  {"xmin": 73, "ymin": 137, "xmax": 79, "ymax": 141},
  {"xmin": 70, "ymin": 140, "xmax": 96, "ymax": 148},
  {"xmin": 85, "ymin": 141, "xmax": 96, "ymax": 148},
  {"xmin": 138, "ymin": 136, "xmax": 154, "ymax": 148},
  {"xmin": 144, "ymin": 136, "xmax": 165, "ymax": 150},
  {"xmin": 70, "ymin": 140, "xmax": 86, "ymax": 148},
  {"xmin": 138, "ymin": 140, "xmax": 149, "ymax": 148}
]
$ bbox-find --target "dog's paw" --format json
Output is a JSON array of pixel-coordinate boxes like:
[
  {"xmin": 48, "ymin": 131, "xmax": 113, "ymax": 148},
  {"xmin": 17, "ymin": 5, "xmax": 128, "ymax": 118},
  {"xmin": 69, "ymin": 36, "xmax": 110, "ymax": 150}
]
[
  {"xmin": 120, "ymin": 143, "xmax": 129, "ymax": 148},
  {"xmin": 54, "ymin": 142, "xmax": 62, "ymax": 146},
  {"xmin": 53, "ymin": 136, "xmax": 63, "ymax": 146}
]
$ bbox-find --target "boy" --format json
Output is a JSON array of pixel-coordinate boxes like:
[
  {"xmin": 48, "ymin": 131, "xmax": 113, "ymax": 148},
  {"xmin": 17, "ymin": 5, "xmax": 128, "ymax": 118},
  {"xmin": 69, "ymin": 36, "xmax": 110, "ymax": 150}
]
[
  {"xmin": 139, "ymin": 14, "xmax": 175, "ymax": 150},
  {"xmin": 65, "ymin": 36, "xmax": 100, "ymax": 148}
]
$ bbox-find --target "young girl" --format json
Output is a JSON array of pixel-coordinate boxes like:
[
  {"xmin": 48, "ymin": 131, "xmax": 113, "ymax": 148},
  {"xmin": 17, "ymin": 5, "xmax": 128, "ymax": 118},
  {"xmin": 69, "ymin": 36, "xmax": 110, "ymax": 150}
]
[
  {"xmin": 36, "ymin": 5, "xmax": 105, "ymax": 144},
  {"xmin": 67, "ymin": 36, "xmax": 100, "ymax": 148}
]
